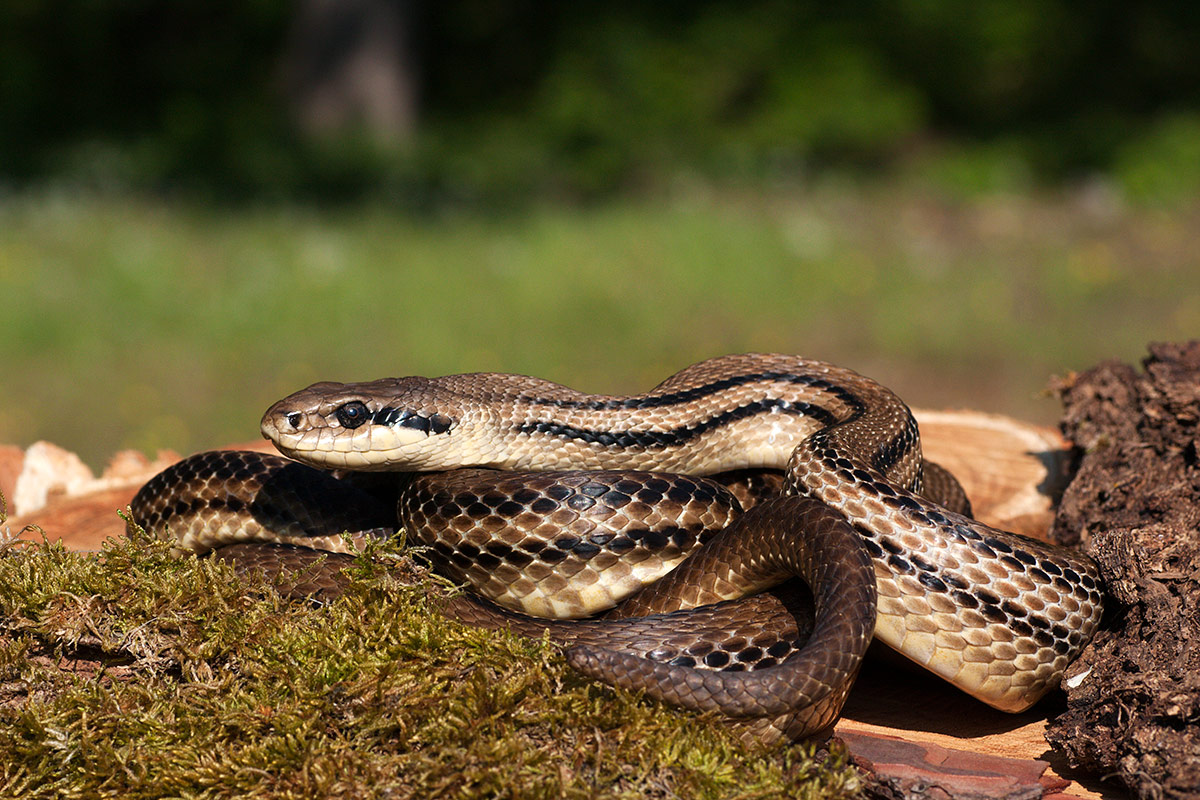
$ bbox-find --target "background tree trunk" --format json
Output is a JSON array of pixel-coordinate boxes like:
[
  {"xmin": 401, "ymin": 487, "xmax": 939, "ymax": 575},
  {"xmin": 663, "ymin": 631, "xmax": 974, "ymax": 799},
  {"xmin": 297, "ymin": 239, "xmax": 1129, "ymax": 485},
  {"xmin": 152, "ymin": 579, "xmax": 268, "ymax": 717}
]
[{"xmin": 281, "ymin": 0, "xmax": 418, "ymax": 143}]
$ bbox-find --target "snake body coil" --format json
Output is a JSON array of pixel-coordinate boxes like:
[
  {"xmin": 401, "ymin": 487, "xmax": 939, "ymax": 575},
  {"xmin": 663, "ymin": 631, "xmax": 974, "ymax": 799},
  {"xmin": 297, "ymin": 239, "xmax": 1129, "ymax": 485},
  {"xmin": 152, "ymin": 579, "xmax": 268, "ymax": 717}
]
[{"xmin": 131, "ymin": 353, "xmax": 1104, "ymax": 740}]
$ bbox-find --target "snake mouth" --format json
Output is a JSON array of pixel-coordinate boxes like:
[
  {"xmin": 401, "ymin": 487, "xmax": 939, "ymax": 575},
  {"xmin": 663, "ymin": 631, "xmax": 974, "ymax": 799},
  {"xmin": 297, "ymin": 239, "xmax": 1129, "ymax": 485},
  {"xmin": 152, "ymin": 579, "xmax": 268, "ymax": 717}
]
[
  {"xmin": 260, "ymin": 377, "xmax": 468, "ymax": 471},
  {"xmin": 261, "ymin": 408, "xmax": 435, "ymax": 470}
]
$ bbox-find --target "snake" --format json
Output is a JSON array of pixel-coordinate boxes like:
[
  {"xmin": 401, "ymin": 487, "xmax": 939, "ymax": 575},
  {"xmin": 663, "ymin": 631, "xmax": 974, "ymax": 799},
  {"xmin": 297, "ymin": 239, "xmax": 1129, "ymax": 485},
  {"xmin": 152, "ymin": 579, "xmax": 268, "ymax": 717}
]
[{"xmin": 129, "ymin": 353, "xmax": 1105, "ymax": 742}]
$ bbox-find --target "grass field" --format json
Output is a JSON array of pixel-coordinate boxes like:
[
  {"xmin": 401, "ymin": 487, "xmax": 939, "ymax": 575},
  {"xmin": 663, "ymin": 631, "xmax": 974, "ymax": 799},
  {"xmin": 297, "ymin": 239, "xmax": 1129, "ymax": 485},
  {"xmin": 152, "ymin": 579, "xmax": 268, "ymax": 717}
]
[{"xmin": 2, "ymin": 183, "xmax": 1198, "ymax": 468}]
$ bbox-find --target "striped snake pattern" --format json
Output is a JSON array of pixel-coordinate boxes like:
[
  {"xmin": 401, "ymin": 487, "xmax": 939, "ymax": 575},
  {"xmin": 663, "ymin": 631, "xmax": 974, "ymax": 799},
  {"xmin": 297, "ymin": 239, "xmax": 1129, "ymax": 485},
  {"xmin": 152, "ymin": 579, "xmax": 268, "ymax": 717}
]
[{"xmin": 130, "ymin": 353, "xmax": 1104, "ymax": 741}]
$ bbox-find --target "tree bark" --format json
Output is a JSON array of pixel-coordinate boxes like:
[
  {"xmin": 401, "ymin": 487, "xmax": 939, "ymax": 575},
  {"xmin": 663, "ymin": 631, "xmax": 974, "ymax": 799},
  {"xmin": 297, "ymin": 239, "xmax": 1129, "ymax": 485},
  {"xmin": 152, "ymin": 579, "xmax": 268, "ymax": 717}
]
[{"xmin": 281, "ymin": 0, "xmax": 418, "ymax": 143}]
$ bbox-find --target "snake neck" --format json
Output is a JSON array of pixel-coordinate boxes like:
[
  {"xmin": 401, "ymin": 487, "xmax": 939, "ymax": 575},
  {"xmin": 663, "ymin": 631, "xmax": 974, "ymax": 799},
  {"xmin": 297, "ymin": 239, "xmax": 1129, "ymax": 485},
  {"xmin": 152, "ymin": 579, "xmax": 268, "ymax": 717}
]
[{"xmin": 261, "ymin": 353, "xmax": 924, "ymax": 489}]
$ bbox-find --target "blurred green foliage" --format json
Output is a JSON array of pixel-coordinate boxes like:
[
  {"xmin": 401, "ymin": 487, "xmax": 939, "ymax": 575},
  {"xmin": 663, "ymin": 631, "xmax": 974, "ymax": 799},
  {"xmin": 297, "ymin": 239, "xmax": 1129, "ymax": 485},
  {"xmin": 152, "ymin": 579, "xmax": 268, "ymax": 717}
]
[
  {"xmin": 1112, "ymin": 113, "xmax": 1200, "ymax": 205},
  {"xmin": 2, "ymin": 1, "xmax": 1199, "ymax": 202},
  {"xmin": 4, "ymin": 186, "xmax": 1198, "ymax": 467}
]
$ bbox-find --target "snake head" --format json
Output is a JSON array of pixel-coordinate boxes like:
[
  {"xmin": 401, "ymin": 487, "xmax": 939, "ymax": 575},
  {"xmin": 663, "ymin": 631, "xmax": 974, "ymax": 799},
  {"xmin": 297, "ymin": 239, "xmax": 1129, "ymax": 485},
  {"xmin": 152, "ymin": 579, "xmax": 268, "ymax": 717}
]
[{"xmin": 261, "ymin": 378, "xmax": 462, "ymax": 471}]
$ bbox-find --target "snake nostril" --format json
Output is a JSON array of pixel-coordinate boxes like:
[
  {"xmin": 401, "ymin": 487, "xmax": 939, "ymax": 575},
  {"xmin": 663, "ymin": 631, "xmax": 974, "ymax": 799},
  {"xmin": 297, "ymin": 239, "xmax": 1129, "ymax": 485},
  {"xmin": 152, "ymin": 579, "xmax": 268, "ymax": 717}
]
[{"xmin": 286, "ymin": 412, "xmax": 302, "ymax": 429}]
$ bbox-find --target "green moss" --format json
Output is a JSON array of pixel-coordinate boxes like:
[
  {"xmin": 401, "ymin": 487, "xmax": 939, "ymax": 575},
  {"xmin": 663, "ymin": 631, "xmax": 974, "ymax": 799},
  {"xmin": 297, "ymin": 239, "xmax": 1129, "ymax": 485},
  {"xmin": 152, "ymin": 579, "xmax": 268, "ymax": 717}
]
[{"xmin": 0, "ymin": 532, "xmax": 862, "ymax": 799}]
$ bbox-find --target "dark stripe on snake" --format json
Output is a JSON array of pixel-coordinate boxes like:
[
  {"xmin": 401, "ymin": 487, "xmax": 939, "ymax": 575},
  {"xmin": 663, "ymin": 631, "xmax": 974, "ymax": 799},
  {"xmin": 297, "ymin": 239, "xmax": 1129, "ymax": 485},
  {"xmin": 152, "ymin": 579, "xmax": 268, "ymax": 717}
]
[
  {"xmin": 516, "ymin": 398, "xmax": 842, "ymax": 449},
  {"xmin": 373, "ymin": 407, "xmax": 454, "ymax": 434},
  {"xmin": 517, "ymin": 371, "xmax": 865, "ymax": 414},
  {"xmin": 869, "ymin": 414, "xmax": 919, "ymax": 474},
  {"xmin": 373, "ymin": 407, "xmax": 402, "ymax": 425},
  {"xmin": 430, "ymin": 526, "xmax": 709, "ymax": 567}
]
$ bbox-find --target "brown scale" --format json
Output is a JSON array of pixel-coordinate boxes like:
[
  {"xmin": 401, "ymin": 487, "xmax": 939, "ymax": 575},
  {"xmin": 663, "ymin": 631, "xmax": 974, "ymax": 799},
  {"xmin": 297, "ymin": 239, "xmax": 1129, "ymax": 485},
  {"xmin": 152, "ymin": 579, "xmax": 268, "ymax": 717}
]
[
  {"xmin": 399, "ymin": 468, "xmax": 745, "ymax": 618},
  {"xmin": 132, "ymin": 450, "xmax": 398, "ymax": 555}
]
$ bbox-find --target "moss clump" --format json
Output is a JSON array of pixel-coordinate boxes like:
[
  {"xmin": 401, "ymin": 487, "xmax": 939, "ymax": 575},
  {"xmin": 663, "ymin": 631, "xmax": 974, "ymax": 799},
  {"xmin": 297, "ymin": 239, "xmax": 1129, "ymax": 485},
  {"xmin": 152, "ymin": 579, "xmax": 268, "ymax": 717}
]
[{"xmin": 0, "ymin": 528, "xmax": 862, "ymax": 799}]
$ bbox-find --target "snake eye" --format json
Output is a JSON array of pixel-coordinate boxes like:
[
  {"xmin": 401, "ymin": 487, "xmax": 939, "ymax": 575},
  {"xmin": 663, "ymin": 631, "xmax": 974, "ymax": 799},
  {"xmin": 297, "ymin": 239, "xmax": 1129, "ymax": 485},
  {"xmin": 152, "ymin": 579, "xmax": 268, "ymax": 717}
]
[{"xmin": 335, "ymin": 401, "xmax": 370, "ymax": 429}]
